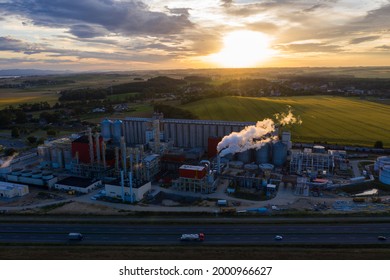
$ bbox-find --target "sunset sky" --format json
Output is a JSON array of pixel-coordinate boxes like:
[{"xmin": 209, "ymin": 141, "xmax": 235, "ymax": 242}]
[{"xmin": 1, "ymin": 0, "xmax": 390, "ymax": 71}]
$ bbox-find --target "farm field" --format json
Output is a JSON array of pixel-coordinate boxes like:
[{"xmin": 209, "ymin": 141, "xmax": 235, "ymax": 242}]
[{"xmin": 182, "ymin": 96, "xmax": 390, "ymax": 147}]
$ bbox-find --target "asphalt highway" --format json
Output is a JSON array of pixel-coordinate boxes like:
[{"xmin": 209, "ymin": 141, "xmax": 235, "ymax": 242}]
[{"xmin": 0, "ymin": 223, "xmax": 389, "ymax": 245}]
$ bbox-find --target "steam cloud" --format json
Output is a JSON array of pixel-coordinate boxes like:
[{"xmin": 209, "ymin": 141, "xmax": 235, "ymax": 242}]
[{"xmin": 217, "ymin": 107, "xmax": 301, "ymax": 157}]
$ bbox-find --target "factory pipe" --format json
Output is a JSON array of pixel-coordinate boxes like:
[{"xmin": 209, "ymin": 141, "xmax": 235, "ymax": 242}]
[
  {"xmin": 128, "ymin": 171, "xmax": 133, "ymax": 203},
  {"xmin": 115, "ymin": 147, "xmax": 119, "ymax": 171},
  {"xmin": 88, "ymin": 127, "xmax": 94, "ymax": 164},
  {"xmin": 95, "ymin": 133, "xmax": 101, "ymax": 165},
  {"xmin": 120, "ymin": 170, "xmax": 125, "ymax": 202},
  {"xmin": 121, "ymin": 136, "xmax": 127, "ymax": 175}
]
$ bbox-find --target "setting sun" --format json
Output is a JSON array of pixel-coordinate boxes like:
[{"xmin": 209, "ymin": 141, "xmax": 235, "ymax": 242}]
[{"xmin": 208, "ymin": 30, "xmax": 275, "ymax": 68}]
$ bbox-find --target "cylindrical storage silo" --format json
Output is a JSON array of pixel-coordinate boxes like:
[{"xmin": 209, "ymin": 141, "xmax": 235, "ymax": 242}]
[
  {"xmin": 42, "ymin": 171, "xmax": 53, "ymax": 180},
  {"xmin": 244, "ymin": 163, "xmax": 258, "ymax": 172},
  {"xmin": 113, "ymin": 120, "xmax": 123, "ymax": 143},
  {"xmin": 313, "ymin": 145, "xmax": 326, "ymax": 153},
  {"xmin": 32, "ymin": 170, "xmax": 42, "ymax": 179},
  {"xmin": 255, "ymin": 143, "xmax": 271, "ymax": 164},
  {"xmin": 229, "ymin": 161, "xmax": 244, "ymax": 169},
  {"xmin": 21, "ymin": 169, "xmax": 32, "ymax": 177},
  {"xmin": 272, "ymin": 141, "xmax": 287, "ymax": 167},
  {"xmin": 12, "ymin": 168, "xmax": 23, "ymax": 176},
  {"xmin": 101, "ymin": 119, "xmax": 113, "ymax": 141},
  {"xmin": 237, "ymin": 149, "xmax": 252, "ymax": 164},
  {"xmin": 379, "ymin": 165, "xmax": 390, "ymax": 185}
]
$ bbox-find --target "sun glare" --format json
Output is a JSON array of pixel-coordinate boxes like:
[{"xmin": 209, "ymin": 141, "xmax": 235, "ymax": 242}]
[{"xmin": 209, "ymin": 30, "xmax": 275, "ymax": 68}]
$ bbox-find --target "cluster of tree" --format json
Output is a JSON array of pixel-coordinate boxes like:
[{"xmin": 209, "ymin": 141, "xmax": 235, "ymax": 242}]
[
  {"xmin": 153, "ymin": 104, "xmax": 198, "ymax": 119},
  {"xmin": 59, "ymin": 87, "xmax": 108, "ymax": 101},
  {"xmin": 112, "ymin": 76, "xmax": 187, "ymax": 95},
  {"xmin": 17, "ymin": 101, "xmax": 51, "ymax": 112}
]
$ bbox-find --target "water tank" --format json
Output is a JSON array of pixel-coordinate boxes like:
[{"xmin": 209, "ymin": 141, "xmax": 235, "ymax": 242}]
[
  {"xmin": 244, "ymin": 164, "xmax": 258, "ymax": 172},
  {"xmin": 32, "ymin": 170, "xmax": 42, "ymax": 179},
  {"xmin": 113, "ymin": 120, "xmax": 123, "ymax": 143},
  {"xmin": 237, "ymin": 149, "xmax": 252, "ymax": 164},
  {"xmin": 375, "ymin": 156, "xmax": 390, "ymax": 171},
  {"xmin": 42, "ymin": 171, "xmax": 54, "ymax": 180},
  {"xmin": 229, "ymin": 161, "xmax": 244, "ymax": 169},
  {"xmin": 379, "ymin": 165, "xmax": 390, "ymax": 185},
  {"xmin": 21, "ymin": 170, "xmax": 32, "ymax": 177},
  {"xmin": 272, "ymin": 141, "xmax": 287, "ymax": 167},
  {"xmin": 313, "ymin": 145, "xmax": 326, "ymax": 153},
  {"xmin": 259, "ymin": 163, "xmax": 274, "ymax": 172},
  {"xmin": 255, "ymin": 143, "xmax": 271, "ymax": 164},
  {"xmin": 12, "ymin": 168, "xmax": 23, "ymax": 176},
  {"xmin": 101, "ymin": 119, "xmax": 113, "ymax": 141}
]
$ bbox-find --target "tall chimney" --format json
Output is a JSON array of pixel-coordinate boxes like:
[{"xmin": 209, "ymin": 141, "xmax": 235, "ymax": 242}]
[
  {"xmin": 95, "ymin": 133, "xmax": 101, "ymax": 165},
  {"xmin": 88, "ymin": 127, "xmax": 94, "ymax": 164},
  {"xmin": 121, "ymin": 136, "xmax": 127, "ymax": 174}
]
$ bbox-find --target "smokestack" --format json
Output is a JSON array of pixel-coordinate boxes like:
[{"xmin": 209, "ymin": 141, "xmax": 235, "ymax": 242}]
[
  {"xmin": 88, "ymin": 127, "xmax": 94, "ymax": 164},
  {"xmin": 121, "ymin": 136, "xmax": 127, "ymax": 175},
  {"xmin": 128, "ymin": 171, "xmax": 133, "ymax": 203},
  {"xmin": 120, "ymin": 170, "xmax": 125, "ymax": 202},
  {"xmin": 115, "ymin": 147, "xmax": 119, "ymax": 171},
  {"xmin": 153, "ymin": 119, "xmax": 160, "ymax": 154},
  {"xmin": 95, "ymin": 133, "xmax": 101, "ymax": 165},
  {"xmin": 217, "ymin": 108, "xmax": 301, "ymax": 157},
  {"xmin": 217, "ymin": 155, "xmax": 221, "ymax": 174},
  {"xmin": 102, "ymin": 141, "xmax": 106, "ymax": 168}
]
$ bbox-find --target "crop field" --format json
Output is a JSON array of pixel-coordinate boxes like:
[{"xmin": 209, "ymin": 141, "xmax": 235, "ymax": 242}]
[
  {"xmin": 0, "ymin": 88, "xmax": 59, "ymax": 109},
  {"xmin": 182, "ymin": 96, "xmax": 390, "ymax": 147}
]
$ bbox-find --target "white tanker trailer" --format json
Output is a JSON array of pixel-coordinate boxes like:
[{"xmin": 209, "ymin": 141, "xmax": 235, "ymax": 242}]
[{"xmin": 180, "ymin": 233, "xmax": 205, "ymax": 241}]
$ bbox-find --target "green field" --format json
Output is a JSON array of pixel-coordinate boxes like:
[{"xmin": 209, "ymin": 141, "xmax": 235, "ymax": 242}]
[{"xmin": 182, "ymin": 96, "xmax": 390, "ymax": 147}]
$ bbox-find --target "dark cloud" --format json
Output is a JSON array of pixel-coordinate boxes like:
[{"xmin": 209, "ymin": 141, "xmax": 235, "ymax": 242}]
[
  {"xmin": 68, "ymin": 24, "xmax": 108, "ymax": 38},
  {"xmin": 349, "ymin": 35, "xmax": 381, "ymax": 45},
  {"xmin": 166, "ymin": 7, "xmax": 191, "ymax": 17},
  {"xmin": 221, "ymin": 0, "xmax": 233, "ymax": 8},
  {"xmin": 0, "ymin": 0, "xmax": 193, "ymax": 37},
  {"xmin": 0, "ymin": 36, "xmax": 44, "ymax": 54},
  {"xmin": 277, "ymin": 43, "xmax": 344, "ymax": 53},
  {"xmin": 375, "ymin": 45, "xmax": 390, "ymax": 50},
  {"xmin": 302, "ymin": 4, "xmax": 325, "ymax": 13}
]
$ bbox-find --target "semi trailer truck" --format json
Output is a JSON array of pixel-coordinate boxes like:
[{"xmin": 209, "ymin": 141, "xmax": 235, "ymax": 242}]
[{"xmin": 180, "ymin": 233, "xmax": 205, "ymax": 241}]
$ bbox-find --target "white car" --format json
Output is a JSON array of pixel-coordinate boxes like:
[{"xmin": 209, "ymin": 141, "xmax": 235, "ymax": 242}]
[{"xmin": 274, "ymin": 235, "xmax": 283, "ymax": 240}]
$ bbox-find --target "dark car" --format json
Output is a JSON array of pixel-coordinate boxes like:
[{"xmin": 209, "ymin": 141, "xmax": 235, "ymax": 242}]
[{"xmin": 378, "ymin": 236, "xmax": 387, "ymax": 241}]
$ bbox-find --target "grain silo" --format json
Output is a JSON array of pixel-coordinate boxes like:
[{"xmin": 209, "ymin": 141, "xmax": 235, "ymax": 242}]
[
  {"xmin": 272, "ymin": 141, "xmax": 287, "ymax": 167},
  {"xmin": 113, "ymin": 119, "xmax": 123, "ymax": 143},
  {"xmin": 101, "ymin": 119, "xmax": 113, "ymax": 141},
  {"xmin": 237, "ymin": 149, "xmax": 252, "ymax": 164},
  {"xmin": 255, "ymin": 143, "xmax": 271, "ymax": 164}
]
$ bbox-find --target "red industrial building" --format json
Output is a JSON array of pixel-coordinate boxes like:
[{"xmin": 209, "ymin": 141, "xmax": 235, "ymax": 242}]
[
  {"xmin": 179, "ymin": 165, "xmax": 206, "ymax": 179},
  {"xmin": 208, "ymin": 137, "xmax": 222, "ymax": 158},
  {"xmin": 71, "ymin": 135, "xmax": 103, "ymax": 164}
]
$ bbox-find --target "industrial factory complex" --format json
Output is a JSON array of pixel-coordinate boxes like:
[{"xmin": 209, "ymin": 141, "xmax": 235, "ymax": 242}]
[{"xmin": 1, "ymin": 112, "xmax": 390, "ymax": 213}]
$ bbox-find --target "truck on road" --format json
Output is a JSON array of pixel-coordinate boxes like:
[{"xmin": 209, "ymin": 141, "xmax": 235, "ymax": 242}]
[
  {"xmin": 180, "ymin": 233, "xmax": 205, "ymax": 241},
  {"xmin": 68, "ymin": 232, "xmax": 83, "ymax": 241}
]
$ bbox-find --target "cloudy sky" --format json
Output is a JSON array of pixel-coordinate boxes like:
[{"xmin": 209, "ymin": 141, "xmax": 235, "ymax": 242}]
[{"xmin": 1, "ymin": 0, "xmax": 390, "ymax": 70}]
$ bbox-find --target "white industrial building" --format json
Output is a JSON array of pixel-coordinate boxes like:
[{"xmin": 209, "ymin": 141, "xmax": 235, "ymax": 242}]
[
  {"xmin": 105, "ymin": 180, "xmax": 151, "ymax": 202},
  {"xmin": 0, "ymin": 182, "xmax": 29, "ymax": 198},
  {"xmin": 53, "ymin": 177, "xmax": 101, "ymax": 193}
]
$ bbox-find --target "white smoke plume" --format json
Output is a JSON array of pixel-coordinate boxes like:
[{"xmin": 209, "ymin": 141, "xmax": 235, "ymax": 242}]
[
  {"xmin": 217, "ymin": 108, "xmax": 301, "ymax": 157},
  {"xmin": 274, "ymin": 106, "xmax": 302, "ymax": 126}
]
